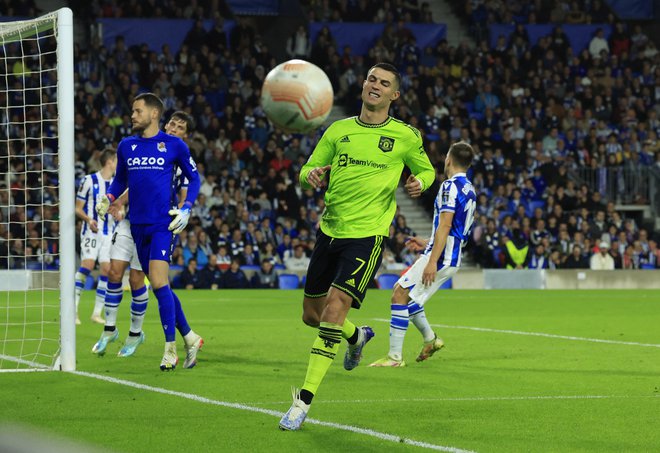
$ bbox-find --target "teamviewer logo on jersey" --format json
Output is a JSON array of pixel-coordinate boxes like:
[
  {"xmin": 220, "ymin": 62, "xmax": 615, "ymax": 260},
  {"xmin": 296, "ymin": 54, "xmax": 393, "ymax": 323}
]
[
  {"xmin": 338, "ymin": 153, "xmax": 348, "ymax": 167},
  {"xmin": 378, "ymin": 136, "xmax": 395, "ymax": 152}
]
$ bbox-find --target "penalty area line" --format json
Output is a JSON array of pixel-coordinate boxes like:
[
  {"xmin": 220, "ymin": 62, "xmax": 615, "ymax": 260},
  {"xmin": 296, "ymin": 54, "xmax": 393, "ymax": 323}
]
[
  {"xmin": 372, "ymin": 319, "xmax": 660, "ymax": 348},
  {"xmin": 72, "ymin": 370, "xmax": 474, "ymax": 453}
]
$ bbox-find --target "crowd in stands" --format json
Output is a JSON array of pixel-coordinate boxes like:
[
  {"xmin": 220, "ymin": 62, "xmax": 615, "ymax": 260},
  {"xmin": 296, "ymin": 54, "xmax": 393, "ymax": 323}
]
[{"xmin": 1, "ymin": 1, "xmax": 658, "ymax": 283}]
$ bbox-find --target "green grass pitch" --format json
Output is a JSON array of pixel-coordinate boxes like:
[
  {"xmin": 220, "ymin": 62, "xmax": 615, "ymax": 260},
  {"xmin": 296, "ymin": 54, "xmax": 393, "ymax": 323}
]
[{"xmin": 1, "ymin": 289, "xmax": 659, "ymax": 452}]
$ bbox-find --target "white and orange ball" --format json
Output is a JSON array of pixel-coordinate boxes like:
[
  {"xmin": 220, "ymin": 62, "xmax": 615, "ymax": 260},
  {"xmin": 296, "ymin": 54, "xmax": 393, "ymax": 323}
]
[{"xmin": 261, "ymin": 59, "xmax": 334, "ymax": 133}]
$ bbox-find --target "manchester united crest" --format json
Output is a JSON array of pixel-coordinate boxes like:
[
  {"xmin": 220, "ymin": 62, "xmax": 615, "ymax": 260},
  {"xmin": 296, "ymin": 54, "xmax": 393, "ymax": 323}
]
[{"xmin": 378, "ymin": 136, "xmax": 395, "ymax": 152}]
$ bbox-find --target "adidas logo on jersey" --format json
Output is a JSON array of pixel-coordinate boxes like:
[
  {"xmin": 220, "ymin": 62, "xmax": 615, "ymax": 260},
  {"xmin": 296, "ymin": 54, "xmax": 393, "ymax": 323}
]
[
  {"xmin": 345, "ymin": 278, "xmax": 355, "ymax": 287},
  {"xmin": 340, "ymin": 135, "xmax": 350, "ymax": 142}
]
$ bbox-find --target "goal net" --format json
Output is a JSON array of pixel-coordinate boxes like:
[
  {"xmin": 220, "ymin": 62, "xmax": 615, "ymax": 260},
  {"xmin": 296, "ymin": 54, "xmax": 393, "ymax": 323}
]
[{"xmin": 0, "ymin": 9, "xmax": 75, "ymax": 371}]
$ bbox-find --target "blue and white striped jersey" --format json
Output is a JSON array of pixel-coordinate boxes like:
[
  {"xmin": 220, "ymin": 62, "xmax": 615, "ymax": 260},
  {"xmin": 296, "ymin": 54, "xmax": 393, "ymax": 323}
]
[
  {"xmin": 424, "ymin": 172, "xmax": 476, "ymax": 267},
  {"xmin": 76, "ymin": 171, "xmax": 115, "ymax": 236}
]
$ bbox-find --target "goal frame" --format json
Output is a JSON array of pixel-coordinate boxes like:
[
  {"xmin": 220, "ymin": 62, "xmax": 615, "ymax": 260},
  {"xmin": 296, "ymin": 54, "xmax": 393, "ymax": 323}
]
[{"xmin": 1, "ymin": 8, "xmax": 77, "ymax": 371}]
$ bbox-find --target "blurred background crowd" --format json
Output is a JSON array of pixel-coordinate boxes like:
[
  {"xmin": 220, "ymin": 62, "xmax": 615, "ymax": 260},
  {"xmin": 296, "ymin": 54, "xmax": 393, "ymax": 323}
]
[{"xmin": 0, "ymin": 0, "xmax": 658, "ymax": 289}]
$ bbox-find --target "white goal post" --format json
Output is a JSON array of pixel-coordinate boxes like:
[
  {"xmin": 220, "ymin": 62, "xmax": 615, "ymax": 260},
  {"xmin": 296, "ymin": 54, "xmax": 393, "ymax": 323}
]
[{"xmin": 0, "ymin": 8, "xmax": 75, "ymax": 371}]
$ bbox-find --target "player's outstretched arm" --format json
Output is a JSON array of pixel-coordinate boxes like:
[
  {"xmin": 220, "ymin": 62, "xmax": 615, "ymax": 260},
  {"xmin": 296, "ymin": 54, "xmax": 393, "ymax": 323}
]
[{"xmin": 422, "ymin": 212, "xmax": 453, "ymax": 286}]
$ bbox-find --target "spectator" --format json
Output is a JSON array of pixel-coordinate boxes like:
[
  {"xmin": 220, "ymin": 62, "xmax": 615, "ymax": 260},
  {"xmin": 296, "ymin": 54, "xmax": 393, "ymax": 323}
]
[
  {"xmin": 180, "ymin": 258, "xmax": 202, "ymax": 289},
  {"xmin": 563, "ymin": 245, "xmax": 589, "ymax": 269},
  {"xmin": 183, "ymin": 232, "xmax": 209, "ymax": 267},
  {"xmin": 284, "ymin": 244, "xmax": 310, "ymax": 272},
  {"xmin": 528, "ymin": 244, "xmax": 549, "ymax": 269},
  {"xmin": 589, "ymin": 28, "xmax": 609, "ymax": 59},
  {"xmin": 502, "ymin": 232, "xmax": 530, "ymax": 269},
  {"xmin": 250, "ymin": 259, "xmax": 279, "ymax": 289},
  {"xmin": 216, "ymin": 245, "xmax": 232, "ymax": 271},
  {"xmin": 286, "ymin": 25, "xmax": 311, "ymax": 59},
  {"xmin": 590, "ymin": 241, "xmax": 615, "ymax": 270},
  {"xmin": 220, "ymin": 259, "xmax": 250, "ymax": 289},
  {"xmin": 198, "ymin": 254, "xmax": 223, "ymax": 289}
]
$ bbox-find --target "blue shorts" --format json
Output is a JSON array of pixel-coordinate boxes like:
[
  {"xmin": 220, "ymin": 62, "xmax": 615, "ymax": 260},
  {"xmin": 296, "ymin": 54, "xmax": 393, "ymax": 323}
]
[{"xmin": 131, "ymin": 223, "xmax": 174, "ymax": 275}]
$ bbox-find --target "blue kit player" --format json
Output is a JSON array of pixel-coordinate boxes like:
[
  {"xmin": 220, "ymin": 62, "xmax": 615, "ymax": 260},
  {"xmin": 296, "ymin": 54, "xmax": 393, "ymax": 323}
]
[
  {"xmin": 370, "ymin": 141, "xmax": 476, "ymax": 367},
  {"xmin": 97, "ymin": 93, "xmax": 202, "ymax": 371}
]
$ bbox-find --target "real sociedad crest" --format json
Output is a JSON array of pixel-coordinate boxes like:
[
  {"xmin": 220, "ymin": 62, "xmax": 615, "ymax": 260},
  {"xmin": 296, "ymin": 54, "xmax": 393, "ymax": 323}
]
[{"xmin": 157, "ymin": 142, "xmax": 167, "ymax": 152}]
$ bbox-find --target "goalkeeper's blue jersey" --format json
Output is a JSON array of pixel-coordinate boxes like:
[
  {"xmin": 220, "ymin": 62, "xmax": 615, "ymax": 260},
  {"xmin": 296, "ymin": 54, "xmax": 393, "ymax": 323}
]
[
  {"xmin": 109, "ymin": 131, "xmax": 200, "ymax": 225},
  {"xmin": 424, "ymin": 172, "xmax": 476, "ymax": 268}
]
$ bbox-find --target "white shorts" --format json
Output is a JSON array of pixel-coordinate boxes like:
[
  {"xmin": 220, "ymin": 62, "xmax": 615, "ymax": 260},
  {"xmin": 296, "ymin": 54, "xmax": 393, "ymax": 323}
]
[
  {"xmin": 80, "ymin": 232, "xmax": 112, "ymax": 263},
  {"xmin": 109, "ymin": 220, "xmax": 142, "ymax": 271},
  {"xmin": 397, "ymin": 254, "xmax": 458, "ymax": 305}
]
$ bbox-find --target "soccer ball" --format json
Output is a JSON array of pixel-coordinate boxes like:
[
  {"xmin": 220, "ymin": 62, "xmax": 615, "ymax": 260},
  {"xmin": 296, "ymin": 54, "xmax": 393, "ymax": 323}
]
[{"xmin": 261, "ymin": 59, "xmax": 334, "ymax": 133}]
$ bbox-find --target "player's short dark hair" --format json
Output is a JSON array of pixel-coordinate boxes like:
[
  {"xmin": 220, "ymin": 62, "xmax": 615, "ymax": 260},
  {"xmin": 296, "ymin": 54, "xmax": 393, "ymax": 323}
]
[
  {"xmin": 134, "ymin": 92, "xmax": 164, "ymax": 118},
  {"xmin": 369, "ymin": 62, "xmax": 401, "ymax": 90},
  {"xmin": 448, "ymin": 141, "xmax": 475, "ymax": 169},
  {"xmin": 170, "ymin": 110, "xmax": 196, "ymax": 135},
  {"xmin": 99, "ymin": 148, "xmax": 116, "ymax": 166}
]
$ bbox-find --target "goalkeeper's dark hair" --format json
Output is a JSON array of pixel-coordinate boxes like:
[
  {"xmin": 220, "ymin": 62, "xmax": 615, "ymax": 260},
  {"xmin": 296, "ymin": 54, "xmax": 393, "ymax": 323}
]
[
  {"xmin": 449, "ymin": 141, "xmax": 475, "ymax": 169},
  {"xmin": 170, "ymin": 110, "xmax": 196, "ymax": 136},
  {"xmin": 134, "ymin": 92, "xmax": 164, "ymax": 118},
  {"xmin": 100, "ymin": 148, "xmax": 117, "ymax": 167},
  {"xmin": 369, "ymin": 62, "xmax": 401, "ymax": 90}
]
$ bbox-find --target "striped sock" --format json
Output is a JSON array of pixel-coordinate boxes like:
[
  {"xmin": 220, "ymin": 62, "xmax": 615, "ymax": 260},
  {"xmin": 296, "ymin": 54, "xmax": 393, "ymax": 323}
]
[
  {"xmin": 129, "ymin": 285, "xmax": 148, "ymax": 335},
  {"xmin": 74, "ymin": 267, "xmax": 91, "ymax": 313},
  {"xmin": 104, "ymin": 281, "xmax": 123, "ymax": 329},
  {"xmin": 93, "ymin": 275, "xmax": 108, "ymax": 317},
  {"xmin": 409, "ymin": 301, "xmax": 435, "ymax": 342},
  {"xmin": 301, "ymin": 322, "xmax": 342, "ymax": 401},
  {"xmin": 153, "ymin": 285, "xmax": 176, "ymax": 342},
  {"xmin": 388, "ymin": 304, "xmax": 409, "ymax": 361}
]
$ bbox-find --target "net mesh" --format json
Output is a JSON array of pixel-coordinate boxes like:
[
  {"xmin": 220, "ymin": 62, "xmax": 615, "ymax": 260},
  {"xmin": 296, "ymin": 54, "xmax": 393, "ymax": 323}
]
[{"xmin": 0, "ymin": 13, "xmax": 61, "ymax": 370}]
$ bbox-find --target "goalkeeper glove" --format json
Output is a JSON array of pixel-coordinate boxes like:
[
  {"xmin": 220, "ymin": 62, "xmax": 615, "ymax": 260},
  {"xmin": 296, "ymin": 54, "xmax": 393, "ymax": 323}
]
[
  {"xmin": 96, "ymin": 194, "xmax": 113, "ymax": 217},
  {"xmin": 168, "ymin": 204, "xmax": 191, "ymax": 234}
]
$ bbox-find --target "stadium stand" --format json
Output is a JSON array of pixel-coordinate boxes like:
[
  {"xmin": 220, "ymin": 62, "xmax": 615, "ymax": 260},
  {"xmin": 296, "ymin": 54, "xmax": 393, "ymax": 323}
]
[{"xmin": 0, "ymin": 0, "xmax": 658, "ymax": 290}]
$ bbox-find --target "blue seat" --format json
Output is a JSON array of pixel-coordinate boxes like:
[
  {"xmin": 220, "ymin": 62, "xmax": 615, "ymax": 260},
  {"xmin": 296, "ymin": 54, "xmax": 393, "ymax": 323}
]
[
  {"xmin": 274, "ymin": 264, "xmax": 286, "ymax": 271},
  {"xmin": 279, "ymin": 273, "xmax": 300, "ymax": 289},
  {"xmin": 240, "ymin": 265, "xmax": 260, "ymax": 272},
  {"xmin": 528, "ymin": 200, "xmax": 546, "ymax": 213},
  {"xmin": 377, "ymin": 273, "xmax": 400, "ymax": 290},
  {"xmin": 439, "ymin": 278, "xmax": 452, "ymax": 290},
  {"xmin": 641, "ymin": 264, "xmax": 656, "ymax": 270},
  {"xmin": 26, "ymin": 261, "xmax": 43, "ymax": 270}
]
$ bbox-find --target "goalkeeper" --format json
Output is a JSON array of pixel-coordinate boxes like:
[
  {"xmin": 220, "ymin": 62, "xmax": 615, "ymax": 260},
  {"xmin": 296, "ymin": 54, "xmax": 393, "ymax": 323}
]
[
  {"xmin": 92, "ymin": 111, "xmax": 203, "ymax": 368},
  {"xmin": 279, "ymin": 63, "xmax": 436, "ymax": 430},
  {"xmin": 97, "ymin": 93, "xmax": 200, "ymax": 371}
]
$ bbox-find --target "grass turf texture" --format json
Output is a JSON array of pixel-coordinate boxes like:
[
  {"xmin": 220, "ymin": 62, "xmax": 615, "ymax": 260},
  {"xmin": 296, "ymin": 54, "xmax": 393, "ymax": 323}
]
[{"xmin": 1, "ymin": 289, "xmax": 659, "ymax": 452}]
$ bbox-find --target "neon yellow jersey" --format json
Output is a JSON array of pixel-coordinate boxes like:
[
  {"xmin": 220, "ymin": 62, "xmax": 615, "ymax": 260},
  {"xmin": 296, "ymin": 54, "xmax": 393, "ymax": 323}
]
[{"xmin": 300, "ymin": 116, "xmax": 436, "ymax": 238}]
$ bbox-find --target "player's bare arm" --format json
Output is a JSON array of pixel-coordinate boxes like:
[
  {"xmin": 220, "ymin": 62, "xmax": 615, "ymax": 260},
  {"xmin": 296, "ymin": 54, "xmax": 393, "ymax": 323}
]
[
  {"xmin": 405, "ymin": 236, "xmax": 428, "ymax": 252},
  {"xmin": 76, "ymin": 198, "xmax": 98, "ymax": 233},
  {"xmin": 422, "ymin": 211, "xmax": 454, "ymax": 286}
]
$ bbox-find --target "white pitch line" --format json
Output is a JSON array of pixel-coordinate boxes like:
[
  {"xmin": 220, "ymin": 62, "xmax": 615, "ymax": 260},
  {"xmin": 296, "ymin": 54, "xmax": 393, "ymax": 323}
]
[
  {"xmin": 251, "ymin": 394, "xmax": 660, "ymax": 405},
  {"xmin": 72, "ymin": 370, "xmax": 474, "ymax": 453},
  {"xmin": 372, "ymin": 319, "xmax": 660, "ymax": 348}
]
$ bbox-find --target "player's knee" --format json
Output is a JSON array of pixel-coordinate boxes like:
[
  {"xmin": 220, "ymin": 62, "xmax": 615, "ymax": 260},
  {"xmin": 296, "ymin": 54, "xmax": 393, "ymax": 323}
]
[
  {"xmin": 107, "ymin": 266, "xmax": 123, "ymax": 283},
  {"xmin": 128, "ymin": 271, "xmax": 144, "ymax": 289},
  {"xmin": 321, "ymin": 293, "xmax": 352, "ymax": 324},
  {"xmin": 391, "ymin": 284, "xmax": 409, "ymax": 305}
]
